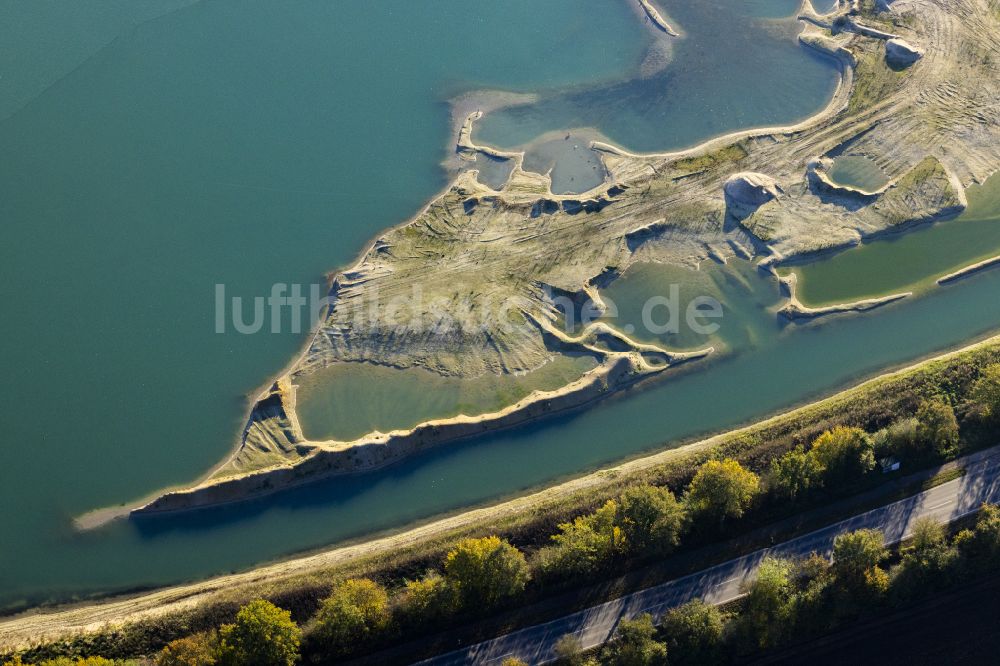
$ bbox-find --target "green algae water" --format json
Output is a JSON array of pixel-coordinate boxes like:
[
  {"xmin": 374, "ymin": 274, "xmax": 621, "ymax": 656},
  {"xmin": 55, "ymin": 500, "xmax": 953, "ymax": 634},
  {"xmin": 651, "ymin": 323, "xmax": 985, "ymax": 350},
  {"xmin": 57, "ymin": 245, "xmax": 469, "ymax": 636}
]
[
  {"xmin": 4, "ymin": 0, "xmax": 996, "ymax": 610},
  {"xmin": 598, "ymin": 261, "xmax": 784, "ymax": 353},
  {"xmin": 827, "ymin": 155, "xmax": 890, "ymax": 192},
  {"xmin": 296, "ymin": 356, "xmax": 597, "ymax": 442},
  {"xmin": 787, "ymin": 173, "xmax": 1000, "ymax": 306}
]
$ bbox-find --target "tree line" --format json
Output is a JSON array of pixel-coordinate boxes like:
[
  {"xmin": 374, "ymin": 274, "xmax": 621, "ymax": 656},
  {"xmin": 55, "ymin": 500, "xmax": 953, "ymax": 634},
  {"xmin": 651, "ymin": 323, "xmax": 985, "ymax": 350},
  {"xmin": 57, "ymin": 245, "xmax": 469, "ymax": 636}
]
[{"xmin": 541, "ymin": 504, "xmax": 1000, "ymax": 665}]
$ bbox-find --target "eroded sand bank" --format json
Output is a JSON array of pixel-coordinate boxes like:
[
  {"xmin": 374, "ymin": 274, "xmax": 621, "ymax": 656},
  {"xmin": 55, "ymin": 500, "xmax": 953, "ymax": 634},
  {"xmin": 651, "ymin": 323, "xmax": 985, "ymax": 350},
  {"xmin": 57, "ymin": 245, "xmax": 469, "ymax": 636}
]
[{"xmin": 937, "ymin": 255, "xmax": 1000, "ymax": 284}]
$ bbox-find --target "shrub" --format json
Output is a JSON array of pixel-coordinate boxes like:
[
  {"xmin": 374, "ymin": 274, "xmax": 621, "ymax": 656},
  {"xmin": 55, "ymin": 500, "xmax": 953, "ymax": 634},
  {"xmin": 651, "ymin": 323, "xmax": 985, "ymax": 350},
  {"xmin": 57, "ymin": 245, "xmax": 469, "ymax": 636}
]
[
  {"xmin": 909, "ymin": 515, "xmax": 946, "ymax": 553},
  {"xmin": 9, "ymin": 661, "xmax": 121, "ymax": 666},
  {"xmin": 217, "ymin": 600, "xmax": 300, "ymax": 666},
  {"xmin": 399, "ymin": 571, "xmax": 456, "ymax": 625},
  {"xmin": 601, "ymin": 614, "xmax": 668, "ymax": 666},
  {"xmin": 796, "ymin": 552, "xmax": 831, "ymax": 583},
  {"xmin": 686, "ymin": 459, "xmax": 760, "ymax": 524},
  {"xmin": 789, "ymin": 574, "xmax": 836, "ymax": 638},
  {"xmin": 157, "ymin": 631, "xmax": 218, "ymax": 665},
  {"xmin": 862, "ymin": 565, "xmax": 890, "ymax": 598},
  {"xmin": 444, "ymin": 536, "xmax": 530, "ymax": 610},
  {"xmin": 954, "ymin": 504, "xmax": 1000, "ymax": 570},
  {"xmin": 971, "ymin": 364, "xmax": 1000, "ymax": 420},
  {"xmin": 892, "ymin": 519, "xmax": 958, "ymax": 602},
  {"xmin": 312, "ymin": 578, "xmax": 391, "ymax": 652},
  {"xmin": 660, "ymin": 599, "xmax": 725, "ymax": 664}
]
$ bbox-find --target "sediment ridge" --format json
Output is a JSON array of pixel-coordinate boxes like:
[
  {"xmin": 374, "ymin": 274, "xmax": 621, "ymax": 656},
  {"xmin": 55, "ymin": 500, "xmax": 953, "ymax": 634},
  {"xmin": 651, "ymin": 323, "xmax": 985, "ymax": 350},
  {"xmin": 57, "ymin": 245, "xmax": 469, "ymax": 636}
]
[
  {"xmin": 636, "ymin": 0, "xmax": 679, "ymax": 35},
  {"xmin": 780, "ymin": 290, "xmax": 911, "ymax": 321},
  {"xmin": 763, "ymin": 268, "xmax": 911, "ymax": 322},
  {"xmin": 937, "ymin": 254, "xmax": 1000, "ymax": 284}
]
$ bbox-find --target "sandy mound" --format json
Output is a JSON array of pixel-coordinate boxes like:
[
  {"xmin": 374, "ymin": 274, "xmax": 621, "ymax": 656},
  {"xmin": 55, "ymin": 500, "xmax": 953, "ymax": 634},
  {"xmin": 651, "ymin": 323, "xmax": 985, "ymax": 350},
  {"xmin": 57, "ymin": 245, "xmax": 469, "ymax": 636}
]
[
  {"xmin": 724, "ymin": 172, "xmax": 781, "ymax": 207},
  {"xmin": 885, "ymin": 38, "xmax": 923, "ymax": 67}
]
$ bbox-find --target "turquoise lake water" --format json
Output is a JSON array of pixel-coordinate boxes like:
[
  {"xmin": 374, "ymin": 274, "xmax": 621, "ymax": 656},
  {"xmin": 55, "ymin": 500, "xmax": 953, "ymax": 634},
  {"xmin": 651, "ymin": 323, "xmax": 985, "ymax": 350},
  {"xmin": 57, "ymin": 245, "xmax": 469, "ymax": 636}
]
[
  {"xmin": 475, "ymin": 0, "xmax": 838, "ymax": 191},
  {"xmin": 3, "ymin": 0, "xmax": 996, "ymax": 610}
]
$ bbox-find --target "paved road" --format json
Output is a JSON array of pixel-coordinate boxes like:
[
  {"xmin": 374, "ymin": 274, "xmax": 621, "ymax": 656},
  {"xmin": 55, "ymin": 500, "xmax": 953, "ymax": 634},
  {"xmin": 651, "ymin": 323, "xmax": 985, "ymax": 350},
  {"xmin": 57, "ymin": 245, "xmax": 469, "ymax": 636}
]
[{"xmin": 417, "ymin": 446, "xmax": 1000, "ymax": 665}]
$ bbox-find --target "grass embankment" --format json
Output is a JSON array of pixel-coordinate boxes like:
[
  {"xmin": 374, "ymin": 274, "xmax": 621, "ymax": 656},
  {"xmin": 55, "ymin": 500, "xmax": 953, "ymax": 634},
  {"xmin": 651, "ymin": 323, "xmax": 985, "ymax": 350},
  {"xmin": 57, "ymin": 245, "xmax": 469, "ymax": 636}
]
[
  {"xmin": 672, "ymin": 143, "xmax": 749, "ymax": 174},
  {"xmin": 7, "ymin": 338, "xmax": 1000, "ymax": 663}
]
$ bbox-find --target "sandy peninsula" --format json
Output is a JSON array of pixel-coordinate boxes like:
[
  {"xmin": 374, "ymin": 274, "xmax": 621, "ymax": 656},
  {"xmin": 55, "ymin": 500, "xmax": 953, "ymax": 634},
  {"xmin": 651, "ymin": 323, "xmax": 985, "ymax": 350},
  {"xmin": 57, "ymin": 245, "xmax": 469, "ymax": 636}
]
[{"xmin": 84, "ymin": 0, "xmax": 1000, "ymax": 521}]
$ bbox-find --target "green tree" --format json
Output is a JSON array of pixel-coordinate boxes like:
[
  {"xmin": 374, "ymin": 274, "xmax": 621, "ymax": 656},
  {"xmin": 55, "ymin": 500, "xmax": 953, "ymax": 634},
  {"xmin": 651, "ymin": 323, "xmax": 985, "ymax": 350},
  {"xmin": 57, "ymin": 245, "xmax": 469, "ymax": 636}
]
[
  {"xmin": 217, "ymin": 599, "xmax": 300, "ymax": 666},
  {"xmin": 954, "ymin": 504, "xmax": 1000, "ymax": 569},
  {"xmin": 157, "ymin": 631, "xmax": 219, "ymax": 665},
  {"xmin": 832, "ymin": 529, "xmax": 887, "ymax": 585},
  {"xmin": 313, "ymin": 578, "xmax": 391, "ymax": 651},
  {"xmin": 601, "ymin": 614, "xmax": 668, "ymax": 666},
  {"xmin": 538, "ymin": 501, "xmax": 625, "ymax": 578},
  {"xmin": 741, "ymin": 557, "xmax": 794, "ymax": 648},
  {"xmin": 768, "ymin": 446, "xmax": 823, "ymax": 501},
  {"xmin": 810, "ymin": 426, "xmax": 875, "ymax": 483},
  {"xmin": 873, "ymin": 418, "xmax": 919, "ymax": 459},
  {"xmin": 660, "ymin": 599, "xmax": 725, "ymax": 665},
  {"xmin": 893, "ymin": 517, "xmax": 957, "ymax": 601},
  {"xmin": 444, "ymin": 536, "xmax": 530, "ymax": 609},
  {"xmin": 686, "ymin": 459, "xmax": 760, "ymax": 524},
  {"xmin": 909, "ymin": 515, "xmax": 946, "ymax": 554},
  {"xmin": 400, "ymin": 571, "xmax": 456, "ymax": 624},
  {"xmin": 796, "ymin": 552, "xmax": 831, "ymax": 583},
  {"xmin": 971, "ymin": 364, "xmax": 1000, "ymax": 420},
  {"xmin": 915, "ymin": 399, "xmax": 960, "ymax": 458},
  {"xmin": 615, "ymin": 485, "xmax": 686, "ymax": 555}
]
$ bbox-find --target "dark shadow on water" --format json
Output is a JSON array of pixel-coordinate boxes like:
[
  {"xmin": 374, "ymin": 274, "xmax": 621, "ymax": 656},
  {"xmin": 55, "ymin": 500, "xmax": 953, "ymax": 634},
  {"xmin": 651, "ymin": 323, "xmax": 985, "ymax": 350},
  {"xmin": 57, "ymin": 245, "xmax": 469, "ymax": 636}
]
[{"xmin": 129, "ymin": 407, "xmax": 604, "ymax": 542}]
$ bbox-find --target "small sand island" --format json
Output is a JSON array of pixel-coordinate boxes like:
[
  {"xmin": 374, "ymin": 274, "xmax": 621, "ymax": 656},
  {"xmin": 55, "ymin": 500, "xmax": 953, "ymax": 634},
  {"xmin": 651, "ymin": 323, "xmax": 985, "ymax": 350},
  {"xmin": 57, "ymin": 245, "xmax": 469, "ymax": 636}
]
[{"xmin": 117, "ymin": 0, "xmax": 999, "ymax": 519}]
